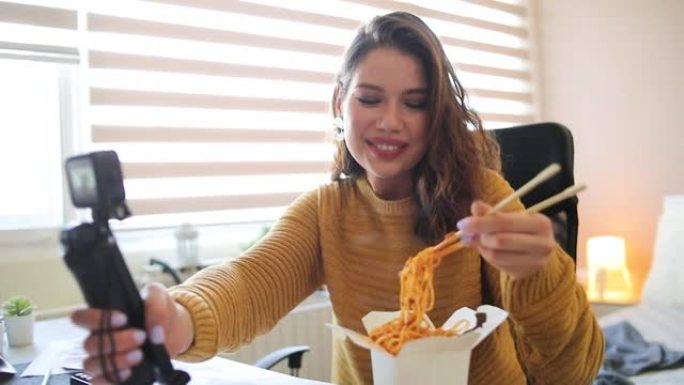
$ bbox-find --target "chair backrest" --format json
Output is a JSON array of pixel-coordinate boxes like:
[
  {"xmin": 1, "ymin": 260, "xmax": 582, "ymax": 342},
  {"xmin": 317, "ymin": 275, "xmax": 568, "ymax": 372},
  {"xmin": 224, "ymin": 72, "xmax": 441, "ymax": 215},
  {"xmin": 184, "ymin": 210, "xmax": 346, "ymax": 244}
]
[{"xmin": 491, "ymin": 122, "xmax": 578, "ymax": 262}]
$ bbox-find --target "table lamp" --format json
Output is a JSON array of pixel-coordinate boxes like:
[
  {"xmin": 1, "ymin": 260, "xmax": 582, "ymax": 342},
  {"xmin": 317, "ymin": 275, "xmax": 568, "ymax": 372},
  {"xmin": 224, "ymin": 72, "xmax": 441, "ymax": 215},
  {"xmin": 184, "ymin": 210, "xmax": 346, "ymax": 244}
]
[{"xmin": 586, "ymin": 235, "xmax": 632, "ymax": 302}]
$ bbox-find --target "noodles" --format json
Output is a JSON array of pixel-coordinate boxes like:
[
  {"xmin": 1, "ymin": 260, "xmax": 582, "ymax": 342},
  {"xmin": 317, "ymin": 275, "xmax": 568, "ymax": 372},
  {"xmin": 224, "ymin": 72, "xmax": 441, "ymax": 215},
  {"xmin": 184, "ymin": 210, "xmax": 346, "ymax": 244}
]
[
  {"xmin": 368, "ymin": 245, "xmax": 470, "ymax": 355},
  {"xmin": 367, "ymin": 164, "xmax": 585, "ymax": 355}
]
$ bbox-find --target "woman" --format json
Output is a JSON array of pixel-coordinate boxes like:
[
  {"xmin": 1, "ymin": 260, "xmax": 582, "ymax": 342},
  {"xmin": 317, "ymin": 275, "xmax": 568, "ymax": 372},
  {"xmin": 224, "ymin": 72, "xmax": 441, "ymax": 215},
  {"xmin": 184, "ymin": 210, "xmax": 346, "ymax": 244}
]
[{"xmin": 72, "ymin": 12, "xmax": 603, "ymax": 385}]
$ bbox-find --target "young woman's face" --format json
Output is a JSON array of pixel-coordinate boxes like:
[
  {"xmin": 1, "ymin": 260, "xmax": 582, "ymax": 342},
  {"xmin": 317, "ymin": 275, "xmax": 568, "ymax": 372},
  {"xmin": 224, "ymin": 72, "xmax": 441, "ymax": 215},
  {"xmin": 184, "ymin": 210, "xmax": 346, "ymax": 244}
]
[{"xmin": 337, "ymin": 48, "xmax": 430, "ymax": 200}]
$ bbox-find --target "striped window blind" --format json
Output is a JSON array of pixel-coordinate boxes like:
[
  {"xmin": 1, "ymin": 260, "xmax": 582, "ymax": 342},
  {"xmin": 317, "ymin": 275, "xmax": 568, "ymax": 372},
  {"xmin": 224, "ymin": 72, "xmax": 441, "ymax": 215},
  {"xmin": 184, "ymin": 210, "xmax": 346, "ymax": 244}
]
[
  {"xmin": 0, "ymin": 1, "xmax": 78, "ymax": 63},
  {"xmin": 2, "ymin": 0, "xmax": 536, "ymax": 230}
]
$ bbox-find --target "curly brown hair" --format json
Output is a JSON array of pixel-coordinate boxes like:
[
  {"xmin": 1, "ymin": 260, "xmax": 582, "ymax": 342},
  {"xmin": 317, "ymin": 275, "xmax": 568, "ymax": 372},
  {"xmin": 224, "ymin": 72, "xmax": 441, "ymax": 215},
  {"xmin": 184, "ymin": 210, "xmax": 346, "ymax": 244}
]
[{"xmin": 331, "ymin": 12, "xmax": 501, "ymax": 244}]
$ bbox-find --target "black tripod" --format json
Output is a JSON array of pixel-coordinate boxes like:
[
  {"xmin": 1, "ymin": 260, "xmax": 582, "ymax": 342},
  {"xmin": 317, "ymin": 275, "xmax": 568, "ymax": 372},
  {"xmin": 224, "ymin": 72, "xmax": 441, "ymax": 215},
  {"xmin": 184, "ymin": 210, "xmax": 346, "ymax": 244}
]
[{"xmin": 61, "ymin": 151, "xmax": 190, "ymax": 385}]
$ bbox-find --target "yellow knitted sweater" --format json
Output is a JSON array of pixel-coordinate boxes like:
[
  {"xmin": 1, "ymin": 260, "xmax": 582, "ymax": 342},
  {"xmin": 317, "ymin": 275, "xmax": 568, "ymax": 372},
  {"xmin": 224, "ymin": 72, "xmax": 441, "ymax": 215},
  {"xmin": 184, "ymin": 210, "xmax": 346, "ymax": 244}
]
[{"xmin": 169, "ymin": 170, "xmax": 604, "ymax": 385}]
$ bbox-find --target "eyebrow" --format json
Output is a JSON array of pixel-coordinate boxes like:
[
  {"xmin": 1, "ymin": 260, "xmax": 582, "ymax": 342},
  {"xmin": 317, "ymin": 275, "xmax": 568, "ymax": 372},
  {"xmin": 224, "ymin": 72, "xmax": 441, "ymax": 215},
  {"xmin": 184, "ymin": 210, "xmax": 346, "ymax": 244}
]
[{"xmin": 355, "ymin": 83, "xmax": 428, "ymax": 95}]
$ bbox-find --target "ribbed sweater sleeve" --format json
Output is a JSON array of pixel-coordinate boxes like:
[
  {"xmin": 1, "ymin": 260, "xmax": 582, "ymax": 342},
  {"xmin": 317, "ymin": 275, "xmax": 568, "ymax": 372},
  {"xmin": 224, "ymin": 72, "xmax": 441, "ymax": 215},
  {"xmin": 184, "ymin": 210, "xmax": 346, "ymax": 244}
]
[
  {"xmin": 168, "ymin": 189, "xmax": 324, "ymax": 362},
  {"xmin": 481, "ymin": 170, "xmax": 604, "ymax": 384},
  {"xmin": 502, "ymin": 249, "xmax": 604, "ymax": 384}
]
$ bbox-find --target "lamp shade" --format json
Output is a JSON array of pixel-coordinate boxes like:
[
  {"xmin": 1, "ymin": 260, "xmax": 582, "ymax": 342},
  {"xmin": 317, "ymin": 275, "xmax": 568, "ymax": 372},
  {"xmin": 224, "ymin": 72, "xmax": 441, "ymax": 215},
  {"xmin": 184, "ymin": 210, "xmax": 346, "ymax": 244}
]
[
  {"xmin": 587, "ymin": 236, "xmax": 626, "ymax": 270},
  {"xmin": 586, "ymin": 235, "xmax": 632, "ymax": 302}
]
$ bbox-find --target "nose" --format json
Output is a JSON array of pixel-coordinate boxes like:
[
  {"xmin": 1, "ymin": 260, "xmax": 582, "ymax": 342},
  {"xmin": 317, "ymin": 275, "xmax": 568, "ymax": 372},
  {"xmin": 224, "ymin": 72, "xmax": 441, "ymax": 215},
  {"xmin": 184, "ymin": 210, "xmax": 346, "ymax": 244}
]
[{"xmin": 377, "ymin": 102, "xmax": 402, "ymax": 132}]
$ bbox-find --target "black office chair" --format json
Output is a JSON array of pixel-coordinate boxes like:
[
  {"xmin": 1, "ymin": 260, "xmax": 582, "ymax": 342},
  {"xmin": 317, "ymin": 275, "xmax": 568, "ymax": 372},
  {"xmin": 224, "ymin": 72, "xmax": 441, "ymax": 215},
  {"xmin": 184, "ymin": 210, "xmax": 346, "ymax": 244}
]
[{"xmin": 492, "ymin": 122, "xmax": 578, "ymax": 262}]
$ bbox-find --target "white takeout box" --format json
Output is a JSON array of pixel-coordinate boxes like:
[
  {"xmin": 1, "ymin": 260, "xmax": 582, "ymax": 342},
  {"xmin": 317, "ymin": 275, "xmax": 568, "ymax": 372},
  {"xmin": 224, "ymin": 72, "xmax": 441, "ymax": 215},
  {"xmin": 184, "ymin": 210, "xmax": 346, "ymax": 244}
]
[{"xmin": 328, "ymin": 305, "xmax": 508, "ymax": 385}]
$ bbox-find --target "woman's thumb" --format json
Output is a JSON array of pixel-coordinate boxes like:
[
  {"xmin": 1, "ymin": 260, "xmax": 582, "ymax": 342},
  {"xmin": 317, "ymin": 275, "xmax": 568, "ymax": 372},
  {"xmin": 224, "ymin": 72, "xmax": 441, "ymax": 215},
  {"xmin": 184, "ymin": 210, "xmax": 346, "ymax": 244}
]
[{"xmin": 141, "ymin": 282, "xmax": 169, "ymax": 345}]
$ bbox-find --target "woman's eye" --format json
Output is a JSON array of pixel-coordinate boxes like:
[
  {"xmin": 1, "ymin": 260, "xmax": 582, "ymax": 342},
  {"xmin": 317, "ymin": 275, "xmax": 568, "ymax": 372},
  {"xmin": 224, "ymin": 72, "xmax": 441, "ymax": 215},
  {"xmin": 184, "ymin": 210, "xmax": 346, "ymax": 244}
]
[
  {"xmin": 405, "ymin": 100, "xmax": 427, "ymax": 109},
  {"xmin": 355, "ymin": 97, "xmax": 380, "ymax": 106}
]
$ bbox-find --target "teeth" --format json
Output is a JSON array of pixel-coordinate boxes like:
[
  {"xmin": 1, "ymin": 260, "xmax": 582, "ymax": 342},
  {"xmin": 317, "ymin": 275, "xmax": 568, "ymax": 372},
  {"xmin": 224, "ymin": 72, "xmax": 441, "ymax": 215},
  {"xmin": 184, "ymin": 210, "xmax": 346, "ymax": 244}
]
[{"xmin": 375, "ymin": 143, "xmax": 399, "ymax": 151}]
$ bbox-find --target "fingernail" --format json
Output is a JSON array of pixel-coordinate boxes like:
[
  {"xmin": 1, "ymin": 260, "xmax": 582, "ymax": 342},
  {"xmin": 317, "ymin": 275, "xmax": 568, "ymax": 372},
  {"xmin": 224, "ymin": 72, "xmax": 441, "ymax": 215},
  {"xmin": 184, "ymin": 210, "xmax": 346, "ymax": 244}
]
[
  {"xmin": 457, "ymin": 218, "xmax": 469, "ymax": 231},
  {"xmin": 118, "ymin": 369, "xmax": 131, "ymax": 381},
  {"xmin": 127, "ymin": 350, "xmax": 143, "ymax": 365},
  {"xmin": 150, "ymin": 325, "xmax": 165, "ymax": 345},
  {"xmin": 461, "ymin": 234, "xmax": 475, "ymax": 245},
  {"xmin": 132, "ymin": 330, "xmax": 146, "ymax": 344},
  {"xmin": 111, "ymin": 313, "xmax": 127, "ymax": 328}
]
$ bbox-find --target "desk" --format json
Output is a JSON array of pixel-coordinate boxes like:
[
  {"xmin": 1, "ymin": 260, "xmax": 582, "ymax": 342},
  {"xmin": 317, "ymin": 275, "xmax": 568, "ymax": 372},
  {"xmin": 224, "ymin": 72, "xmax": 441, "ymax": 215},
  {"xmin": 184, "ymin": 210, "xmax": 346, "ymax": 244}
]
[{"xmin": 2, "ymin": 317, "xmax": 331, "ymax": 385}]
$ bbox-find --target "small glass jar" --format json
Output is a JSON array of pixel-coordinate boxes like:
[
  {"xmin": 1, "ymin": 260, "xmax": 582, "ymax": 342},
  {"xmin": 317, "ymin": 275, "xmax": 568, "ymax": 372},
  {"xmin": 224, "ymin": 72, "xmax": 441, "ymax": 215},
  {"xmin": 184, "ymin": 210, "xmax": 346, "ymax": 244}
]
[{"xmin": 175, "ymin": 223, "xmax": 199, "ymax": 267}]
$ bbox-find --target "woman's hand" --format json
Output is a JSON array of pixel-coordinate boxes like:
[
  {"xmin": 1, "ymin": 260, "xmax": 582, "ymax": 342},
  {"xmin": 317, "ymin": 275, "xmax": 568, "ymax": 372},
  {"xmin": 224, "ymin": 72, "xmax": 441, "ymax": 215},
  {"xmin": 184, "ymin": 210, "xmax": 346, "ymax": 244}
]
[
  {"xmin": 70, "ymin": 282, "xmax": 194, "ymax": 384},
  {"xmin": 457, "ymin": 200, "xmax": 556, "ymax": 280}
]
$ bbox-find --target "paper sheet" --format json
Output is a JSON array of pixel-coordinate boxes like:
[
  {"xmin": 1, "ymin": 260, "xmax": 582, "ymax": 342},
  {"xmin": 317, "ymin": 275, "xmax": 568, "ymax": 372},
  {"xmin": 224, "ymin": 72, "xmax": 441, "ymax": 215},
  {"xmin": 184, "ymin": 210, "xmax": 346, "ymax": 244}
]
[{"xmin": 20, "ymin": 338, "xmax": 84, "ymax": 377}]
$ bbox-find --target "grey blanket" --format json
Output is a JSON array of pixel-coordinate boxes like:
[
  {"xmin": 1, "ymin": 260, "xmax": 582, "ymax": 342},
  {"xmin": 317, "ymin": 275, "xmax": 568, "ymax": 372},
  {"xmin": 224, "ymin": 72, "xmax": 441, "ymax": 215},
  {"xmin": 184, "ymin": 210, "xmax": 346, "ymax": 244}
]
[
  {"xmin": 593, "ymin": 368, "xmax": 634, "ymax": 385},
  {"xmin": 603, "ymin": 320, "xmax": 684, "ymax": 375},
  {"xmin": 594, "ymin": 320, "xmax": 684, "ymax": 384}
]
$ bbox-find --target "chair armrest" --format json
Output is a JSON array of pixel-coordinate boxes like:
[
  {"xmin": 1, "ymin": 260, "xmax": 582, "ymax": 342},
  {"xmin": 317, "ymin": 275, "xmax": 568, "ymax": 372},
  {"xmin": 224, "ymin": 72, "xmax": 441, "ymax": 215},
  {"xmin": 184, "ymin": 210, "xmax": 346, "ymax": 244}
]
[
  {"xmin": 149, "ymin": 258, "xmax": 183, "ymax": 285},
  {"xmin": 253, "ymin": 345, "xmax": 310, "ymax": 376}
]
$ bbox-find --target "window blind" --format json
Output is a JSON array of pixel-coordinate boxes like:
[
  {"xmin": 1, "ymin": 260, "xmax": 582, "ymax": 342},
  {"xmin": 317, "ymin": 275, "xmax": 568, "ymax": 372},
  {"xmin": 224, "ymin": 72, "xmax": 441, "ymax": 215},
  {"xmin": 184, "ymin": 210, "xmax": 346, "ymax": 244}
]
[
  {"xmin": 84, "ymin": 0, "xmax": 341, "ymax": 227},
  {"xmin": 83, "ymin": 0, "xmax": 536, "ymax": 228}
]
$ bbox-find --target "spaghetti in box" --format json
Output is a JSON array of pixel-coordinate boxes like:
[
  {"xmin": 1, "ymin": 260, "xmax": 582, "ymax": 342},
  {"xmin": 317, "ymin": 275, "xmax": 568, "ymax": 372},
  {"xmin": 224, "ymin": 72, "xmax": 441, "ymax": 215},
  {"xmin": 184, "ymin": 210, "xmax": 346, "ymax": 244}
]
[{"xmin": 329, "ymin": 305, "xmax": 508, "ymax": 385}]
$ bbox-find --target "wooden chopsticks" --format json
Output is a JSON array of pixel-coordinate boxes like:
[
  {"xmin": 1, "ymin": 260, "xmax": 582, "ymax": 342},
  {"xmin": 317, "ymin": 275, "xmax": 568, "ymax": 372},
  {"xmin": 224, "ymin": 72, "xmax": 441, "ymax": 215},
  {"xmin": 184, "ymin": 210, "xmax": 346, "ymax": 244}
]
[{"xmin": 432, "ymin": 163, "xmax": 586, "ymax": 258}]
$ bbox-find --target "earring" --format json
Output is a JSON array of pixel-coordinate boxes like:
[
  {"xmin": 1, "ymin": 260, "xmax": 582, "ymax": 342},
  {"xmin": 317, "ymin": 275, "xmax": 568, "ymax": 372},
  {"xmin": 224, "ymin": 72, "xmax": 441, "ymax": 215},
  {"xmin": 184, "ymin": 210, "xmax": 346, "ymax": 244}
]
[{"xmin": 332, "ymin": 117, "xmax": 345, "ymax": 141}]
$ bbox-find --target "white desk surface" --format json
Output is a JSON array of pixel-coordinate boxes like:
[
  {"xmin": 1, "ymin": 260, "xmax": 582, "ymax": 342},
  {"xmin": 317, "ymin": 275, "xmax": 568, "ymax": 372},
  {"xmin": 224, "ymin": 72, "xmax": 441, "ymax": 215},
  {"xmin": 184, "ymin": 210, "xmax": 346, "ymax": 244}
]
[{"xmin": 2, "ymin": 316, "xmax": 331, "ymax": 384}]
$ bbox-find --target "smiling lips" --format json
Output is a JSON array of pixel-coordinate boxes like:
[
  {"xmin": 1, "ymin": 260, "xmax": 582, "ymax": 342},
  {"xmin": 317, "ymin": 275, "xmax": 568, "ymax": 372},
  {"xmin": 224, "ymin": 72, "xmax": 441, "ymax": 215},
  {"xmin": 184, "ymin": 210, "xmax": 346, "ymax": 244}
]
[{"xmin": 367, "ymin": 138, "xmax": 408, "ymax": 160}]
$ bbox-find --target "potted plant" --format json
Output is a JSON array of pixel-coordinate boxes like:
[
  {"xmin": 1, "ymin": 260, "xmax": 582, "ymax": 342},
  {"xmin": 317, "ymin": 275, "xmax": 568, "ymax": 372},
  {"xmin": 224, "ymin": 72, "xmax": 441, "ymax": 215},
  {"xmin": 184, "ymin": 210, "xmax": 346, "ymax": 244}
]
[{"xmin": 1, "ymin": 295, "xmax": 36, "ymax": 347}]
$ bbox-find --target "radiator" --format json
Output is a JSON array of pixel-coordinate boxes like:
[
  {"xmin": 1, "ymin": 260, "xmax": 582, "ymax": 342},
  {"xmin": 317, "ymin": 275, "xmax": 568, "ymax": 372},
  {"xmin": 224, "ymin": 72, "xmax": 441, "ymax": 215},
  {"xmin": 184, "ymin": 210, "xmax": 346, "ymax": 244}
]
[{"xmin": 219, "ymin": 292, "xmax": 333, "ymax": 382}]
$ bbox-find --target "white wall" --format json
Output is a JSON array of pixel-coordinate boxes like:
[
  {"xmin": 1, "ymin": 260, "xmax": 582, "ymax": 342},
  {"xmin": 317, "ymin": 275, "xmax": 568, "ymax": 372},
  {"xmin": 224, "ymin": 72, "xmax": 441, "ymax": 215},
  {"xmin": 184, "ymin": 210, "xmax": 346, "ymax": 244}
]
[{"xmin": 535, "ymin": 0, "xmax": 684, "ymax": 298}]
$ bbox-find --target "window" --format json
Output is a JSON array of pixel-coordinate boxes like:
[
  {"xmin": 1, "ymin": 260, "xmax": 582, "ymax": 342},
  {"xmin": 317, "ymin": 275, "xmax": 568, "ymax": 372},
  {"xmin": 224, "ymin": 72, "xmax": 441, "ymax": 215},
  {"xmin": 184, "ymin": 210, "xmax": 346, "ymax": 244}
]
[
  {"xmin": 0, "ymin": 60, "xmax": 67, "ymax": 230},
  {"xmin": 0, "ymin": 1, "xmax": 79, "ymax": 234},
  {"xmin": 0, "ymin": 0, "xmax": 536, "ymax": 235}
]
